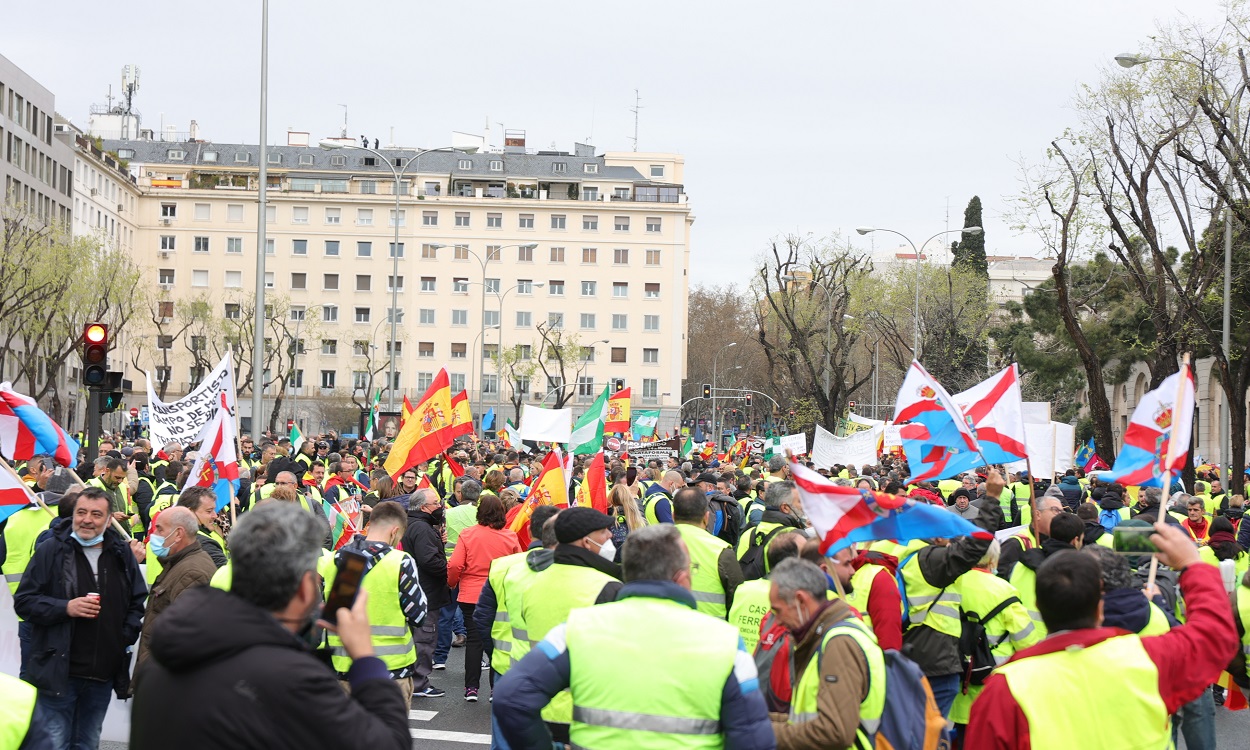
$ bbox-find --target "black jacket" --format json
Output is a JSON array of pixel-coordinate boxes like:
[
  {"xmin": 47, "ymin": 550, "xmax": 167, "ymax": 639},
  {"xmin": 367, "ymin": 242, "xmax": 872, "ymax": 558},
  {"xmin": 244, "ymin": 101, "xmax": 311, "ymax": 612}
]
[
  {"xmin": 402, "ymin": 507, "xmax": 449, "ymax": 610},
  {"xmin": 196, "ymin": 528, "xmax": 228, "ymax": 568},
  {"xmin": 13, "ymin": 522, "xmax": 146, "ymax": 698},
  {"xmin": 130, "ymin": 586, "xmax": 409, "ymax": 750}
]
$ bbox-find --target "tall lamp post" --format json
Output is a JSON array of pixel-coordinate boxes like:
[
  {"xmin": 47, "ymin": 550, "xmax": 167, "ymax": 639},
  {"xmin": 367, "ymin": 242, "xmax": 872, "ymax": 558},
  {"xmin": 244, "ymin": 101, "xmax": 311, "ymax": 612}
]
[
  {"xmin": 250, "ymin": 0, "xmax": 269, "ymax": 440},
  {"xmin": 319, "ymin": 140, "xmax": 470, "ymax": 413},
  {"xmin": 1116, "ymin": 50, "xmax": 1241, "ymax": 485},
  {"xmin": 712, "ymin": 342, "xmax": 737, "ymax": 449},
  {"xmin": 854, "ymin": 226, "xmax": 982, "ymax": 360}
]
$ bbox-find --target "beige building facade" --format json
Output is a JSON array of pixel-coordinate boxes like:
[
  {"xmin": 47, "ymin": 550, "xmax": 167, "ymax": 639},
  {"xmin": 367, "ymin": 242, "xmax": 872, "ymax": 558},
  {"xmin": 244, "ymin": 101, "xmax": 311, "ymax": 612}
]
[{"xmin": 101, "ymin": 134, "xmax": 692, "ymax": 434}]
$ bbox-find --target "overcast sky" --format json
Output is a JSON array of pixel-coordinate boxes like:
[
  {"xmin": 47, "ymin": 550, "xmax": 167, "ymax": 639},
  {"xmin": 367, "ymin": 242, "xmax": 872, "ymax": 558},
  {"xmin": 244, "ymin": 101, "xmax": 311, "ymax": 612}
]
[{"xmin": 3, "ymin": 0, "xmax": 1219, "ymax": 286}]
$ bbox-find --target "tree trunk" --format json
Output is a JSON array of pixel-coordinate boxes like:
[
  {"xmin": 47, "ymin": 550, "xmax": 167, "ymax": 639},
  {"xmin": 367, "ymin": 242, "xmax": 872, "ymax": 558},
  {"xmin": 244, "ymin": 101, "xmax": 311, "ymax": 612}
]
[{"xmin": 1053, "ymin": 261, "xmax": 1117, "ymax": 462}]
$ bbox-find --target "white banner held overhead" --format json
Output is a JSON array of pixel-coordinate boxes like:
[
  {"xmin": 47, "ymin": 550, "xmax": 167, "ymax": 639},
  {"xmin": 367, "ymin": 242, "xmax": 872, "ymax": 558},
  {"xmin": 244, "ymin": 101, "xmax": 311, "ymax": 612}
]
[
  {"xmin": 883, "ymin": 424, "xmax": 904, "ymax": 449},
  {"xmin": 519, "ymin": 404, "xmax": 573, "ymax": 443},
  {"xmin": 146, "ymin": 353, "xmax": 237, "ymax": 449},
  {"xmin": 778, "ymin": 433, "xmax": 808, "ymax": 456},
  {"xmin": 810, "ymin": 423, "xmax": 882, "ymax": 469}
]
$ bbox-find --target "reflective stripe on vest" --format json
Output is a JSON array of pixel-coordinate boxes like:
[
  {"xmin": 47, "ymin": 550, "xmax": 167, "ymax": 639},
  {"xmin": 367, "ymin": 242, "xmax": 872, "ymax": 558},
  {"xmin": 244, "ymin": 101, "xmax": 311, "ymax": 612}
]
[
  {"xmin": 566, "ymin": 596, "xmax": 738, "ymax": 750},
  {"xmin": 1, "ymin": 506, "xmax": 53, "ymax": 595},
  {"xmin": 328, "ymin": 549, "xmax": 415, "ymax": 672},
  {"xmin": 676, "ymin": 524, "xmax": 731, "ymax": 619},
  {"xmin": 899, "ymin": 541, "xmax": 963, "ymax": 638},
  {"xmin": 1008, "ymin": 563, "xmax": 1047, "ymax": 639},
  {"xmin": 726, "ymin": 578, "xmax": 772, "ymax": 654},
  {"xmin": 846, "ymin": 563, "xmax": 887, "ymax": 630},
  {"xmin": 789, "ymin": 618, "xmax": 885, "ymax": 746},
  {"xmin": 498, "ymin": 552, "xmax": 545, "ymax": 670},
  {"xmin": 487, "ymin": 551, "xmax": 528, "ymax": 674},
  {"xmin": 997, "ymin": 634, "xmax": 1169, "ymax": 749}
]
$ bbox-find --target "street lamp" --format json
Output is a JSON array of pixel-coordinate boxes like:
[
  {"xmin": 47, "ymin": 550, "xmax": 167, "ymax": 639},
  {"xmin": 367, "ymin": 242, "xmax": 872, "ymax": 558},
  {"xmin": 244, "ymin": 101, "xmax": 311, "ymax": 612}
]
[
  {"xmin": 855, "ymin": 226, "xmax": 982, "ymax": 360},
  {"xmin": 712, "ymin": 342, "xmax": 737, "ymax": 449},
  {"xmin": 319, "ymin": 139, "xmax": 470, "ymax": 412},
  {"xmin": 470, "ymin": 324, "xmax": 501, "ymax": 419}
]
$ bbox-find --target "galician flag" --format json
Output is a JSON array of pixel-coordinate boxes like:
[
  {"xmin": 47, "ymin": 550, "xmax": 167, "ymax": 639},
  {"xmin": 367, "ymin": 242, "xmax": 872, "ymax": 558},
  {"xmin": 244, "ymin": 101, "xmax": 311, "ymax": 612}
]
[
  {"xmin": 289, "ymin": 423, "xmax": 305, "ymax": 454},
  {"xmin": 569, "ymin": 385, "xmax": 610, "ymax": 455}
]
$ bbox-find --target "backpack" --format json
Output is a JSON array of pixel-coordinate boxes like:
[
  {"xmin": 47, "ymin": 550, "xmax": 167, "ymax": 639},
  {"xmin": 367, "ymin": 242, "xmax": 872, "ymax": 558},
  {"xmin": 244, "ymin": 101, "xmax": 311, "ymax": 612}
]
[
  {"xmin": 708, "ymin": 494, "xmax": 743, "ymax": 548},
  {"xmin": 958, "ymin": 596, "xmax": 1020, "ymax": 688},
  {"xmin": 1099, "ymin": 508, "xmax": 1122, "ymax": 532},
  {"xmin": 826, "ymin": 622, "xmax": 946, "ymax": 750},
  {"xmin": 739, "ymin": 525, "xmax": 787, "ymax": 581}
]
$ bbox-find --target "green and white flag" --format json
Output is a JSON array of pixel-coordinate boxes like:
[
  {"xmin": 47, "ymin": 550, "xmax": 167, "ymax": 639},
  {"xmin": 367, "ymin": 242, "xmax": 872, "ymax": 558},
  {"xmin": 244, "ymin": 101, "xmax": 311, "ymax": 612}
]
[
  {"xmin": 631, "ymin": 409, "xmax": 661, "ymax": 440},
  {"xmin": 569, "ymin": 385, "xmax": 611, "ymax": 455},
  {"xmin": 362, "ymin": 390, "xmax": 382, "ymax": 441},
  {"xmin": 289, "ymin": 422, "xmax": 305, "ymax": 454},
  {"xmin": 681, "ymin": 436, "xmax": 693, "ymax": 458}
]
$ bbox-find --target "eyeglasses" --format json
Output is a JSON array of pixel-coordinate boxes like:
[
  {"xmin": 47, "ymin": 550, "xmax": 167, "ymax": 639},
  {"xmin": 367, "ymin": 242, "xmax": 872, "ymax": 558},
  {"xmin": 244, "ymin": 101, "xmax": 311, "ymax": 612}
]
[{"xmin": 276, "ymin": 480, "xmax": 296, "ymax": 486}]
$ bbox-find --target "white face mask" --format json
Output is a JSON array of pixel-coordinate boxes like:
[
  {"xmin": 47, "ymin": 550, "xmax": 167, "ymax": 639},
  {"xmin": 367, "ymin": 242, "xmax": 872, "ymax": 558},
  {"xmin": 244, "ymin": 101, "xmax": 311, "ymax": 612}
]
[{"xmin": 592, "ymin": 536, "xmax": 616, "ymax": 562}]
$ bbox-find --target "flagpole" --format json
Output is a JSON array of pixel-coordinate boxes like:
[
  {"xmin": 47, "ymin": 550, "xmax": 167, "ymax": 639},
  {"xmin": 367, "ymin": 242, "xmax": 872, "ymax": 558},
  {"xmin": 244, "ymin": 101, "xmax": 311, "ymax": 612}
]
[{"xmin": 1149, "ymin": 353, "xmax": 1192, "ymax": 593}]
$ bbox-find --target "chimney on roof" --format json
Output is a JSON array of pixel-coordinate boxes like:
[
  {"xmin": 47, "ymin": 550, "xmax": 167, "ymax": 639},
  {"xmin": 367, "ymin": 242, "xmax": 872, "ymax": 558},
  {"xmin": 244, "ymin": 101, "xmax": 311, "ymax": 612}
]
[
  {"xmin": 189, "ymin": 120, "xmax": 200, "ymax": 142},
  {"xmin": 574, "ymin": 143, "xmax": 595, "ymax": 157}
]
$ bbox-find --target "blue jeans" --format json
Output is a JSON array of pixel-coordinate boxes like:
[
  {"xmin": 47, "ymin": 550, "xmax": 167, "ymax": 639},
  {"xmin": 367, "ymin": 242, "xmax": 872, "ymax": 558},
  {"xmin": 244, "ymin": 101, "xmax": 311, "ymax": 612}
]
[
  {"xmin": 1172, "ymin": 686, "xmax": 1215, "ymax": 750},
  {"xmin": 491, "ymin": 711, "xmax": 513, "ymax": 750},
  {"xmin": 17, "ymin": 620, "xmax": 31, "ymax": 680},
  {"xmin": 434, "ymin": 592, "xmax": 466, "ymax": 663},
  {"xmin": 927, "ymin": 672, "xmax": 961, "ymax": 719},
  {"xmin": 36, "ymin": 677, "xmax": 113, "ymax": 750}
]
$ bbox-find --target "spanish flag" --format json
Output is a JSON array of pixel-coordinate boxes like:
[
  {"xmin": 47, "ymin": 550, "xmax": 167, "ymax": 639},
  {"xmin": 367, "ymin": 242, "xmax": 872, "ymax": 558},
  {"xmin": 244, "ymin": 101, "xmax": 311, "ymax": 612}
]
[
  {"xmin": 510, "ymin": 448, "xmax": 566, "ymax": 533},
  {"xmin": 575, "ymin": 450, "xmax": 609, "ymax": 513},
  {"xmin": 401, "ymin": 395, "xmax": 415, "ymax": 428},
  {"xmin": 604, "ymin": 387, "xmax": 631, "ymax": 434},
  {"xmin": 385, "ymin": 368, "xmax": 455, "ymax": 480},
  {"xmin": 450, "ymin": 390, "xmax": 473, "ymax": 437}
]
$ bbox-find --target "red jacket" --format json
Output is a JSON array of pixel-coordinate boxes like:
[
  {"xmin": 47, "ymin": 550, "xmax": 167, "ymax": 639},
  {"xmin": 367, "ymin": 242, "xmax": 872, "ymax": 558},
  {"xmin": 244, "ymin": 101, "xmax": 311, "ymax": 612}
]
[
  {"xmin": 446, "ymin": 524, "xmax": 522, "ymax": 604},
  {"xmin": 965, "ymin": 562, "xmax": 1237, "ymax": 750},
  {"xmin": 850, "ymin": 551, "xmax": 904, "ymax": 652}
]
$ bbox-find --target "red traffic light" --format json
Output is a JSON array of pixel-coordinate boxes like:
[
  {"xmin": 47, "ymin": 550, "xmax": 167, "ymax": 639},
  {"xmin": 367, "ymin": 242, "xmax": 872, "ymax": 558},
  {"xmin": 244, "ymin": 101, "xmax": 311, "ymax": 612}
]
[{"xmin": 85, "ymin": 323, "xmax": 108, "ymax": 345}]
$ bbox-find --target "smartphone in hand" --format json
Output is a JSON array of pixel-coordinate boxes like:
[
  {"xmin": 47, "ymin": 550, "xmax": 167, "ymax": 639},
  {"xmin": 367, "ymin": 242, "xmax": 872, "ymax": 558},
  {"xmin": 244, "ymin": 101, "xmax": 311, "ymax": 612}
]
[
  {"xmin": 1112, "ymin": 526, "xmax": 1159, "ymax": 556},
  {"xmin": 322, "ymin": 550, "xmax": 368, "ymax": 624}
]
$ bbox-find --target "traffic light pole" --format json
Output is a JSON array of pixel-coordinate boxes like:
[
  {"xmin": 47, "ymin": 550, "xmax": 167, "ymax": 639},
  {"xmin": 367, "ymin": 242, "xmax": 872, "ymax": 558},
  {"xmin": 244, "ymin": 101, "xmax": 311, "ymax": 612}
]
[{"xmin": 86, "ymin": 389, "xmax": 102, "ymax": 459}]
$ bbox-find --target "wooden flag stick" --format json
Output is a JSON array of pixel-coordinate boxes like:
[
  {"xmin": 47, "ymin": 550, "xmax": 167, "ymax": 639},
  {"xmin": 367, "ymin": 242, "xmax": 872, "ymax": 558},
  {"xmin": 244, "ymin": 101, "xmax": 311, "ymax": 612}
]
[
  {"xmin": 0, "ymin": 456, "xmax": 54, "ymax": 517},
  {"xmin": 1151, "ymin": 354, "xmax": 1191, "ymax": 584}
]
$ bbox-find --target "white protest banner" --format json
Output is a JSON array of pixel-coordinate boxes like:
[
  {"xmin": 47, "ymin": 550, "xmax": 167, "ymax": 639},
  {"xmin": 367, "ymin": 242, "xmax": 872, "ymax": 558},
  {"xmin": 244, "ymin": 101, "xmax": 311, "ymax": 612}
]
[
  {"xmin": 778, "ymin": 432, "xmax": 808, "ymax": 456},
  {"xmin": 810, "ymin": 423, "xmax": 882, "ymax": 469},
  {"xmin": 146, "ymin": 353, "xmax": 237, "ymax": 448},
  {"xmin": 883, "ymin": 424, "xmax": 904, "ymax": 449},
  {"xmin": 519, "ymin": 404, "xmax": 573, "ymax": 443}
]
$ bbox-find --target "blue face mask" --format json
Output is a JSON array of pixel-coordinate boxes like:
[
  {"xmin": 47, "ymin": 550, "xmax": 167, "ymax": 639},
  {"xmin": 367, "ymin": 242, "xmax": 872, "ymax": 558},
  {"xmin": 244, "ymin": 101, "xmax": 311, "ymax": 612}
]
[
  {"xmin": 149, "ymin": 534, "xmax": 171, "ymax": 558},
  {"xmin": 70, "ymin": 530, "xmax": 102, "ymax": 547}
]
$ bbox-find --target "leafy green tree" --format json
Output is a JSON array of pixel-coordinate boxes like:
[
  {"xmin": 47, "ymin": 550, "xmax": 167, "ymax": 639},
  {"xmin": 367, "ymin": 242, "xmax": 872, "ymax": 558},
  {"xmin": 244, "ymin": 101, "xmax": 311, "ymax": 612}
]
[{"xmin": 950, "ymin": 196, "xmax": 988, "ymax": 277}]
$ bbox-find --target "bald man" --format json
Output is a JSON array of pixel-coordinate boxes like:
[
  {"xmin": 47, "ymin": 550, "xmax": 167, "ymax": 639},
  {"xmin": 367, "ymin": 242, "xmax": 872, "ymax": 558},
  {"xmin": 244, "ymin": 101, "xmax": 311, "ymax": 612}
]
[
  {"xmin": 642, "ymin": 470, "xmax": 686, "ymax": 525},
  {"xmin": 136, "ymin": 507, "xmax": 216, "ymax": 670}
]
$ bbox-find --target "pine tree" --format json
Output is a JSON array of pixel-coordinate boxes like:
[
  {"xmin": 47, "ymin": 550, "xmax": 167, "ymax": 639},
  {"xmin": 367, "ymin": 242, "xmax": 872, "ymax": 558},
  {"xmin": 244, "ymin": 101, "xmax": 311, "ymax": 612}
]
[{"xmin": 950, "ymin": 196, "xmax": 987, "ymax": 277}]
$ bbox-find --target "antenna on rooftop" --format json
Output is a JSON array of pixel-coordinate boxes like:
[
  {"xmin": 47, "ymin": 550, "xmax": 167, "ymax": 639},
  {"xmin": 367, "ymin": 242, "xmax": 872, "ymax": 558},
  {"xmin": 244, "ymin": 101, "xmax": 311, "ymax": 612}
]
[
  {"xmin": 338, "ymin": 104, "xmax": 348, "ymax": 138},
  {"xmin": 629, "ymin": 89, "xmax": 643, "ymax": 152}
]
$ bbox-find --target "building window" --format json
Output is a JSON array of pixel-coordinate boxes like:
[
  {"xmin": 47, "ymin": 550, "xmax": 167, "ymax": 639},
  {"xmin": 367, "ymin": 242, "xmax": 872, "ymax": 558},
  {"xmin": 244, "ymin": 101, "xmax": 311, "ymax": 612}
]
[
  {"xmin": 614, "ymin": 216, "xmax": 629, "ymax": 231},
  {"xmin": 584, "ymin": 164, "xmax": 599, "ymax": 174},
  {"xmin": 582, "ymin": 247, "xmax": 597, "ymax": 264},
  {"xmin": 227, "ymin": 204, "xmax": 244, "ymax": 222},
  {"xmin": 516, "ymin": 344, "xmax": 533, "ymax": 360},
  {"xmin": 582, "ymin": 187, "xmax": 599, "ymax": 202},
  {"xmin": 551, "ymin": 214, "xmax": 566, "ymax": 230},
  {"xmin": 292, "ymin": 239, "xmax": 308, "ymax": 256},
  {"xmin": 414, "ymin": 244, "xmax": 435, "ymax": 261},
  {"xmin": 577, "ymin": 376, "xmax": 596, "ymax": 401},
  {"xmin": 357, "ymin": 208, "xmax": 373, "ymax": 226},
  {"xmin": 161, "ymin": 203, "xmax": 177, "ymax": 218},
  {"xmin": 643, "ymin": 348, "xmax": 658, "ymax": 364},
  {"xmin": 266, "ymin": 206, "xmax": 276, "ymax": 223},
  {"xmin": 453, "ymin": 278, "xmax": 469, "ymax": 293},
  {"xmin": 455, "ymin": 212, "xmax": 470, "ymax": 227},
  {"xmin": 650, "ymin": 165, "xmax": 665, "ymax": 178},
  {"xmin": 489, "ymin": 160, "xmax": 503, "ymax": 171},
  {"xmin": 320, "ymin": 370, "xmax": 336, "ymax": 389},
  {"xmin": 225, "ymin": 271, "xmax": 242, "ymax": 288},
  {"xmin": 324, "ymin": 274, "xmax": 340, "ymax": 291},
  {"xmin": 611, "ymin": 347, "xmax": 627, "ymax": 364},
  {"xmin": 386, "ymin": 341, "xmax": 403, "ymax": 356},
  {"xmin": 158, "ymin": 301, "xmax": 175, "ymax": 319},
  {"xmin": 419, "ymin": 309, "xmax": 436, "ymax": 325},
  {"xmin": 482, "ymin": 374, "xmax": 498, "ymax": 395},
  {"xmin": 192, "ymin": 270, "xmax": 209, "ymax": 287},
  {"xmin": 550, "ymin": 246, "xmax": 565, "ymax": 263},
  {"xmin": 580, "ymin": 313, "xmax": 596, "ymax": 330},
  {"xmin": 357, "ymin": 241, "xmax": 372, "ymax": 258},
  {"xmin": 288, "ymin": 369, "xmax": 304, "ymax": 388},
  {"xmin": 388, "ymin": 275, "xmax": 404, "ymax": 293},
  {"xmin": 293, "ymin": 206, "xmax": 309, "ymax": 224},
  {"xmin": 322, "ymin": 305, "xmax": 338, "ymax": 322},
  {"xmin": 451, "ymin": 343, "xmax": 467, "ymax": 359},
  {"xmin": 155, "ymin": 366, "xmax": 171, "ymax": 383},
  {"xmin": 389, "ymin": 243, "xmax": 405, "ymax": 259},
  {"xmin": 518, "ymin": 245, "xmax": 534, "ymax": 262},
  {"xmin": 483, "ymin": 344, "xmax": 499, "ymax": 360},
  {"xmin": 264, "ymin": 272, "xmax": 274, "ymax": 289},
  {"xmin": 224, "ymin": 303, "xmax": 241, "ymax": 320},
  {"xmin": 613, "ymin": 248, "xmax": 629, "ymax": 265},
  {"xmin": 354, "ymin": 307, "xmax": 370, "ymax": 323},
  {"xmin": 612, "ymin": 314, "xmax": 628, "ymax": 331},
  {"xmin": 156, "ymin": 335, "xmax": 174, "ymax": 350},
  {"xmin": 645, "ymin": 283, "xmax": 661, "ymax": 299},
  {"xmin": 519, "ymin": 214, "xmax": 534, "ymax": 229},
  {"xmin": 160, "ymin": 235, "xmax": 176, "ymax": 251},
  {"xmin": 553, "ymin": 162, "xmax": 566, "ymax": 173},
  {"xmin": 352, "ymin": 370, "xmax": 368, "ymax": 390},
  {"xmin": 644, "ymin": 314, "xmax": 660, "ymax": 331},
  {"xmin": 486, "ymin": 246, "xmax": 501, "ymax": 261},
  {"xmin": 266, "ymin": 239, "xmax": 275, "ymax": 256},
  {"xmin": 613, "ymin": 282, "xmax": 628, "ymax": 298},
  {"xmin": 583, "ymin": 215, "xmax": 598, "ymax": 230},
  {"xmin": 325, "ymin": 207, "xmax": 341, "ymax": 225},
  {"xmin": 322, "ymin": 339, "xmax": 338, "ymax": 355},
  {"xmin": 646, "ymin": 249, "xmax": 661, "ymax": 266},
  {"xmin": 356, "ymin": 275, "xmax": 371, "ymax": 292},
  {"xmin": 484, "ymin": 310, "xmax": 500, "ymax": 327},
  {"xmin": 420, "ymin": 277, "xmax": 436, "ymax": 292},
  {"xmin": 485, "ymin": 278, "xmax": 500, "ymax": 294},
  {"xmin": 353, "ymin": 340, "xmax": 370, "ymax": 356},
  {"xmin": 389, "ymin": 209, "xmax": 405, "ymax": 227},
  {"xmin": 646, "ymin": 217, "xmax": 661, "ymax": 233},
  {"xmin": 290, "ymin": 306, "xmax": 306, "ymax": 322},
  {"xmin": 516, "ymin": 311, "xmax": 532, "ymax": 328},
  {"xmin": 325, "ymin": 240, "xmax": 340, "ymax": 257},
  {"xmin": 517, "ymin": 279, "xmax": 533, "ymax": 295},
  {"xmin": 581, "ymin": 281, "xmax": 597, "ymax": 297},
  {"xmin": 291, "ymin": 273, "xmax": 307, "ymax": 290},
  {"xmin": 548, "ymin": 312, "xmax": 564, "ymax": 329},
  {"xmin": 422, "ymin": 210, "xmax": 438, "ymax": 227},
  {"xmin": 642, "ymin": 378, "xmax": 658, "ymax": 400},
  {"xmin": 458, "ymin": 158, "xmax": 472, "ymax": 170},
  {"xmin": 386, "ymin": 308, "xmax": 405, "ymax": 324},
  {"xmin": 548, "ymin": 280, "xmax": 565, "ymax": 296},
  {"xmin": 418, "ymin": 341, "xmax": 435, "ymax": 358},
  {"xmin": 487, "ymin": 213, "xmax": 502, "ymax": 228},
  {"xmin": 452, "ymin": 310, "xmax": 468, "ymax": 326},
  {"xmin": 194, "ymin": 203, "xmax": 211, "ymax": 220},
  {"xmin": 158, "ymin": 268, "xmax": 175, "ymax": 284},
  {"xmin": 424, "ymin": 181, "xmax": 441, "ymax": 196}
]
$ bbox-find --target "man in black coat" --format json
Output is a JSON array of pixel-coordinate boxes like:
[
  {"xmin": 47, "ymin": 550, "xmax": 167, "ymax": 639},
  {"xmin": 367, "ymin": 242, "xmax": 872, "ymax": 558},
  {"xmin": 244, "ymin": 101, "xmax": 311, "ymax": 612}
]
[
  {"xmin": 14, "ymin": 488, "xmax": 147, "ymax": 749},
  {"xmin": 402, "ymin": 487, "xmax": 450, "ymax": 698},
  {"xmin": 130, "ymin": 502, "xmax": 410, "ymax": 750}
]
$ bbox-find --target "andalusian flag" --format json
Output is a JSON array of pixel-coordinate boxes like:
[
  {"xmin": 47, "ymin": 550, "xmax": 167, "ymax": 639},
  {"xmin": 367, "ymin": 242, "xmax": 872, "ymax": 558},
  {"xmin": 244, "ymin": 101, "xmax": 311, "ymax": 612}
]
[
  {"xmin": 631, "ymin": 409, "xmax": 660, "ymax": 441},
  {"xmin": 575, "ymin": 450, "xmax": 609, "ymax": 512},
  {"xmin": 289, "ymin": 423, "xmax": 305, "ymax": 454},
  {"xmin": 510, "ymin": 448, "xmax": 566, "ymax": 532},
  {"xmin": 363, "ymin": 390, "xmax": 382, "ymax": 441},
  {"xmin": 604, "ymin": 387, "xmax": 631, "ymax": 433},
  {"xmin": 570, "ymin": 386, "xmax": 610, "ymax": 455},
  {"xmin": 450, "ymin": 390, "xmax": 473, "ymax": 437},
  {"xmin": 681, "ymin": 436, "xmax": 693, "ymax": 458},
  {"xmin": 384, "ymin": 369, "xmax": 455, "ymax": 480},
  {"xmin": 498, "ymin": 420, "xmax": 515, "ymax": 449}
]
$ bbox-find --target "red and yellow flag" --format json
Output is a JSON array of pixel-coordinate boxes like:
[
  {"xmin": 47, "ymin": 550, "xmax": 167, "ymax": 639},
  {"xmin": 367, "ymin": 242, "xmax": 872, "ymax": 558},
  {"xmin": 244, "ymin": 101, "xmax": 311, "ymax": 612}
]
[
  {"xmin": 510, "ymin": 448, "xmax": 566, "ymax": 533},
  {"xmin": 604, "ymin": 387, "xmax": 631, "ymax": 434},
  {"xmin": 401, "ymin": 395, "xmax": 415, "ymax": 428},
  {"xmin": 575, "ymin": 450, "xmax": 609, "ymax": 513},
  {"xmin": 450, "ymin": 390, "xmax": 473, "ymax": 437},
  {"xmin": 385, "ymin": 368, "xmax": 455, "ymax": 480}
]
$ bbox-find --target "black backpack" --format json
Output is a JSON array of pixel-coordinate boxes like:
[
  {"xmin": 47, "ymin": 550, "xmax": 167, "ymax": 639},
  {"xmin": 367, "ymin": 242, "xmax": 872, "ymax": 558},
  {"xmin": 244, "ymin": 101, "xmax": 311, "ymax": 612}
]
[
  {"xmin": 739, "ymin": 525, "xmax": 787, "ymax": 581},
  {"xmin": 958, "ymin": 596, "xmax": 1020, "ymax": 687}
]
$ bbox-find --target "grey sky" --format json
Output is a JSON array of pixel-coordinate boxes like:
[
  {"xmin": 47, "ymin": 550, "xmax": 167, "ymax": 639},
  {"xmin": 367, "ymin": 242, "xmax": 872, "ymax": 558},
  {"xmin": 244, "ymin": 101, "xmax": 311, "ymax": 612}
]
[{"xmin": 3, "ymin": 0, "xmax": 1213, "ymax": 286}]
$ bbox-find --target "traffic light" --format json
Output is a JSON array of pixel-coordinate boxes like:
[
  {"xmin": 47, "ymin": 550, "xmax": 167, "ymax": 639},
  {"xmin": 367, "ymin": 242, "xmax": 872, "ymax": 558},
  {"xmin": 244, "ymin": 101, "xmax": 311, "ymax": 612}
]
[
  {"xmin": 82, "ymin": 323, "xmax": 108, "ymax": 387},
  {"xmin": 614, "ymin": 379, "xmax": 625, "ymax": 393},
  {"xmin": 702, "ymin": 383, "xmax": 711, "ymax": 399},
  {"xmin": 849, "ymin": 400, "xmax": 857, "ymax": 410},
  {"xmin": 98, "ymin": 391, "xmax": 123, "ymax": 413},
  {"xmin": 745, "ymin": 393, "xmax": 753, "ymax": 408}
]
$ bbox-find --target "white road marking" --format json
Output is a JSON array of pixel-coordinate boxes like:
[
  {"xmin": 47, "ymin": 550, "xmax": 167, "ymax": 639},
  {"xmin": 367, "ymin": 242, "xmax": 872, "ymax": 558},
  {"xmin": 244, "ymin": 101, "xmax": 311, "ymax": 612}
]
[
  {"xmin": 408, "ymin": 709, "xmax": 438, "ymax": 722},
  {"xmin": 408, "ymin": 728, "xmax": 492, "ymax": 744}
]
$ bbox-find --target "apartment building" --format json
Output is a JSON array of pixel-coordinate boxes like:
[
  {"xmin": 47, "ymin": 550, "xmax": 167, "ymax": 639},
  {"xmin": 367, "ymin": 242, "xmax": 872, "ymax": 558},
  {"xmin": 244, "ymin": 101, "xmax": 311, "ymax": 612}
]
[
  {"xmin": 102, "ymin": 132, "xmax": 692, "ymax": 432},
  {"xmin": 0, "ymin": 53, "xmax": 73, "ymax": 225}
]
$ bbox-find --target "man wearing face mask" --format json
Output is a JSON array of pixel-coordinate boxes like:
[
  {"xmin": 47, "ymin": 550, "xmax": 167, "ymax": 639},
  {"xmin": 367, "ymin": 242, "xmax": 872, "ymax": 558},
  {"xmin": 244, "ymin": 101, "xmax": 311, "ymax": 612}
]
[
  {"xmin": 402, "ymin": 488, "xmax": 450, "ymax": 698},
  {"xmin": 14, "ymin": 488, "xmax": 147, "ymax": 749},
  {"xmin": 130, "ymin": 502, "xmax": 411, "ymax": 750},
  {"xmin": 518, "ymin": 507, "xmax": 623, "ymax": 745},
  {"xmin": 672, "ymin": 487, "xmax": 743, "ymax": 619},
  {"xmin": 329, "ymin": 501, "xmax": 427, "ymax": 709},
  {"xmin": 134, "ymin": 507, "xmax": 215, "ymax": 672}
]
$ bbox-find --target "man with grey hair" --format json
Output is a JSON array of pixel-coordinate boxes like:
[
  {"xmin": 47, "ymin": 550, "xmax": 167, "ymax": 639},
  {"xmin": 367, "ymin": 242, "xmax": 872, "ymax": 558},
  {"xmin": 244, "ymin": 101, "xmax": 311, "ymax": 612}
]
[
  {"xmin": 766, "ymin": 455, "xmax": 789, "ymax": 483},
  {"xmin": 135, "ymin": 507, "xmax": 216, "ymax": 670},
  {"xmin": 130, "ymin": 503, "xmax": 411, "ymax": 749},
  {"xmin": 495, "ymin": 524, "xmax": 775, "ymax": 749},
  {"xmin": 736, "ymin": 480, "xmax": 807, "ymax": 579},
  {"xmin": 769, "ymin": 557, "xmax": 883, "ymax": 748},
  {"xmin": 403, "ymin": 487, "xmax": 450, "ymax": 697}
]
